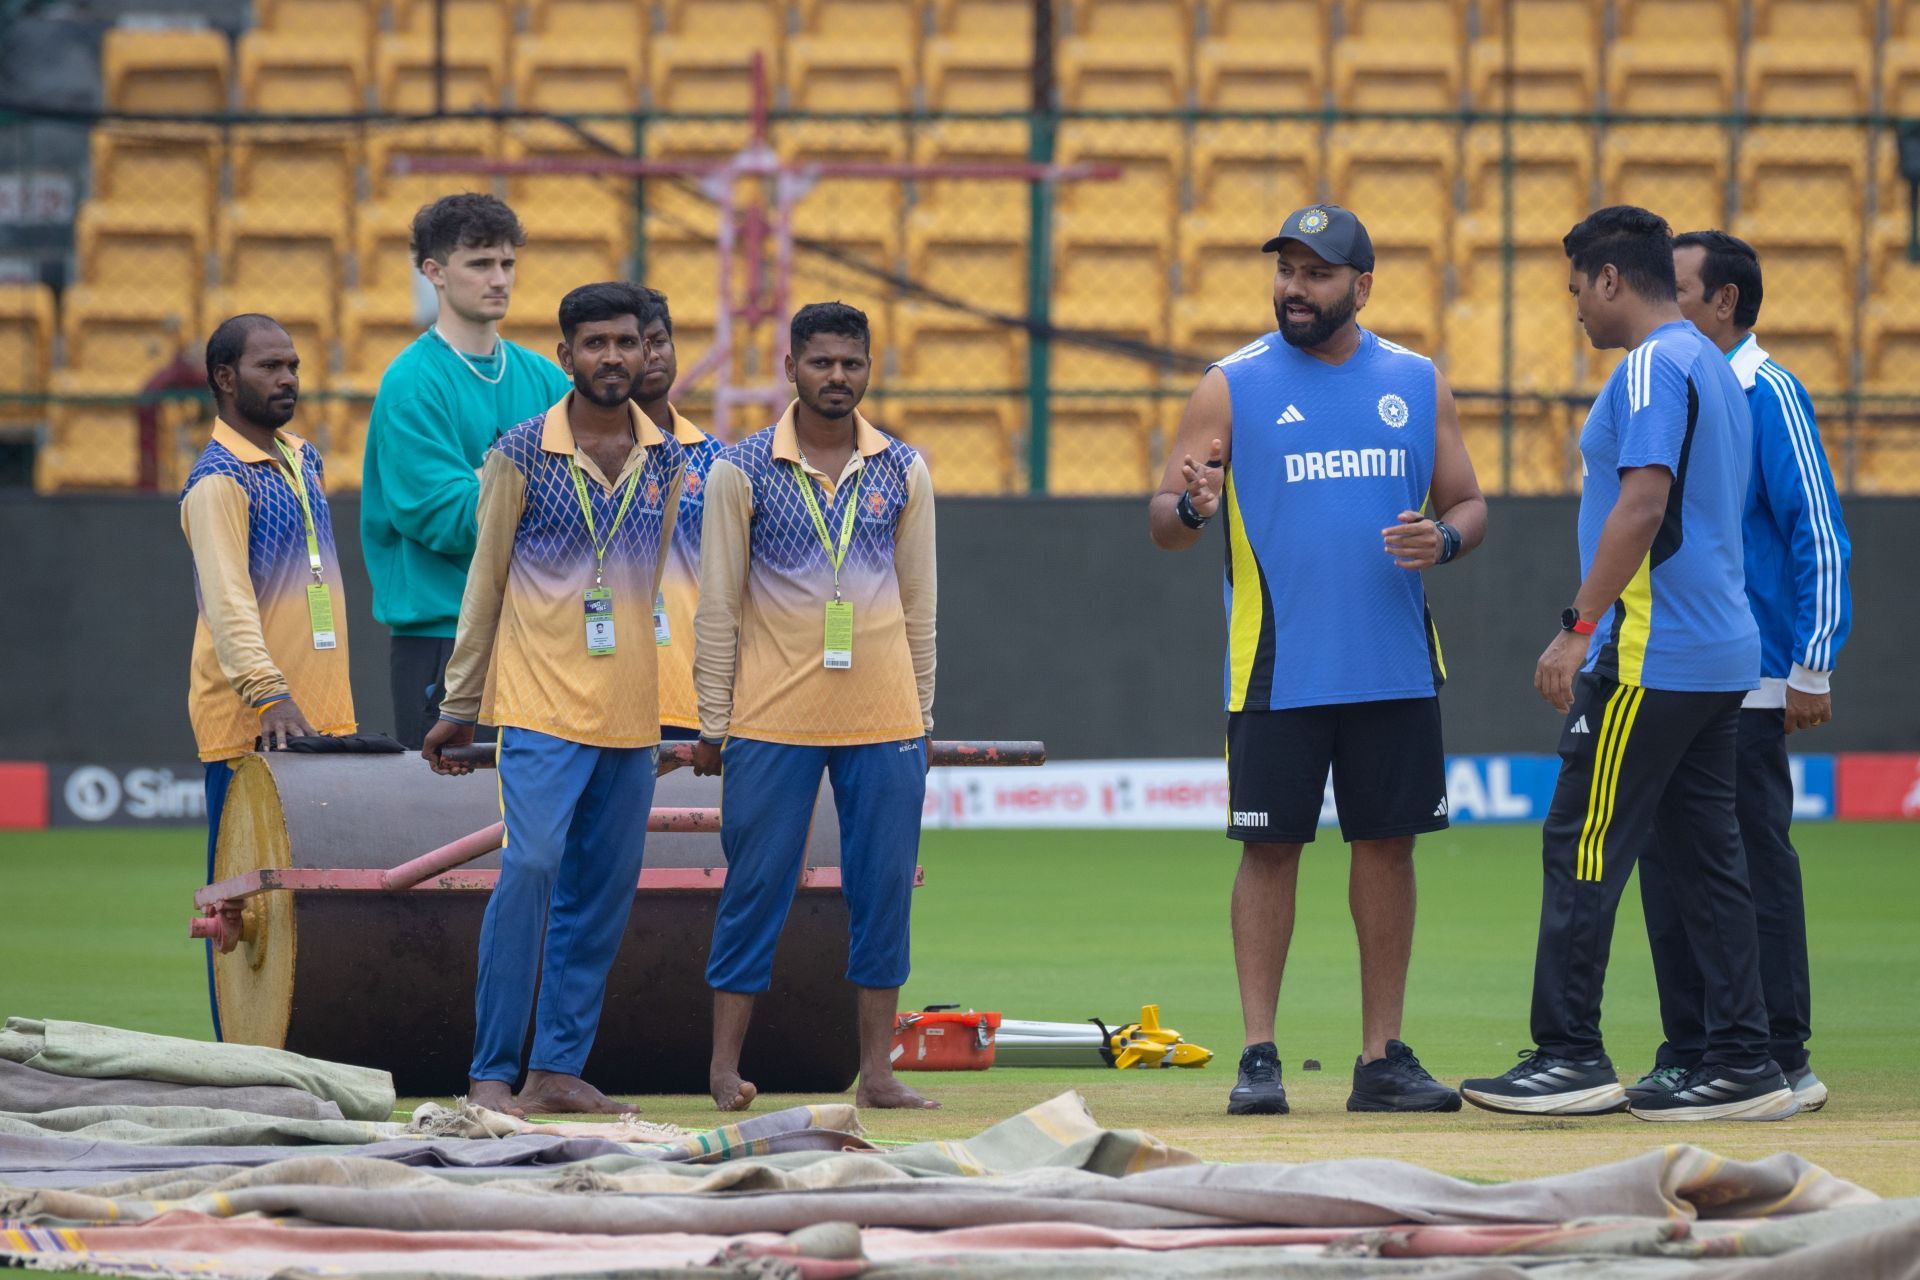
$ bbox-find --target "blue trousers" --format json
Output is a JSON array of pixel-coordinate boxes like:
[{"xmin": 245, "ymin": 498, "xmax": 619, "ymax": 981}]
[
  {"xmin": 204, "ymin": 761, "xmax": 236, "ymax": 1041},
  {"xmin": 471, "ymin": 727, "xmax": 657, "ymax": 1083},
  {"xmin": 707, "ymin": 737, "xmax": 926, "ymax": 994}
]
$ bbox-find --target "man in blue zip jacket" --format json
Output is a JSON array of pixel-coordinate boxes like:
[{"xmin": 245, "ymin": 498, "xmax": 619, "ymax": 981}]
[{"xmin": 1627, "ymin": 230, "xmax": 1853, "ymax": 1115}]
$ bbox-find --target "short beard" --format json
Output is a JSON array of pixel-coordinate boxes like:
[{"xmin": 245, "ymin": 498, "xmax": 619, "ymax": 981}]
[
  {"xmin": 574, "ymin": 371, "xmax": 632, "ymax": 408},
  {"xmin": 1276, "ymin": 284, "xmax": 1359, "ymax": 349},
  {"xmin": 237, "ymin": 385, "xmax": 296, "ymax": 429},
  {"xmin": 805, "ymin": 393, "xmax": 856, "ymax": 420}
]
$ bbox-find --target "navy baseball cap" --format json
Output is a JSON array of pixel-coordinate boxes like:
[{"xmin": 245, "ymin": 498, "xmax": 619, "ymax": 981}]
[{"xmin": 1262, "ymin": 204, "xmax": 1375, "ymax": 273}]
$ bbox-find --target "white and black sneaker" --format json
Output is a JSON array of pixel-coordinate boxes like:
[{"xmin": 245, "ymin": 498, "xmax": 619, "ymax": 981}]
[
  {"xmin": 1227, "ymin": 1041, "xmax": 1289, "ymax": 1115},
  {"xmin": 1628, "ymin": 1062, "xmax": 1800, "ymax": 1122},
  {"xmin": 1786, "ymin": 1065, "xmax": 1829, "ymax": 1113},
  {"xmin": 1623, "ymin": 1062, "xmax": 1690, "ymax": 1106},
  {"xmin": 1461, "ymin": 1049, "xmax": 1628, "ymax": 1115}
]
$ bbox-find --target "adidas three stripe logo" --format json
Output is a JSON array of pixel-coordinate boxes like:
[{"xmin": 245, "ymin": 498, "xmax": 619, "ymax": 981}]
[{"xmin": 1275, "ymin": 405, "xmax": 1306, "ymax": 425}]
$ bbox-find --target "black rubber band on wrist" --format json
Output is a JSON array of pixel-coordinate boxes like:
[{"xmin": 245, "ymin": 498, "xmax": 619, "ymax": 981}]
[{"xmin": 1177, "ymin": 491, "xmax": 1210, "ymax": 529}]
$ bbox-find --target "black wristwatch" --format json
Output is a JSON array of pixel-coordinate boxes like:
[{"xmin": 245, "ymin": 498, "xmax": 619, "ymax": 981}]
[
  {"xmin": 1560, "ymin": 607, "xmax": 1596, "ymax": 636},
  {"xmin": 1176, "ymin": 491, "xmax": 1210, "ymax": 529},
  {"xmin": 1434, "ymin": 520, "xmax": 1461, "ymax": 564}
]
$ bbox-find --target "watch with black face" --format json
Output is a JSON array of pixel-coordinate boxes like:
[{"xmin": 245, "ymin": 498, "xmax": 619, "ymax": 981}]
[{"xmin": 1560, "ymin": 608, "xmax": 1596, "ymax": 636}]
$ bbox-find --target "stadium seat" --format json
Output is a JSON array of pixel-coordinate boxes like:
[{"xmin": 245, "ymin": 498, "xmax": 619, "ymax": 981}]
[
  {"xmin": 1863, "ymin": 298, "xmax": 1920, "ymax": 396},
  {"xmin": 511, "ymin": 37, "xmax": 643, "ymax": 116},
  {"xmin": 1175, "ymin": 212, "xmax": 1275, "ymax": 326},
  {"xmin": 1053, "ymin": 121, "xmax": 1184, "ymax": 236},
  {"xmin": 1325, "ymin": 123, "xmax": 1455, "ymax": 244},
  {"xmin": 363, "ymin": 122, "xmax": 499, "ymax": 229},
  {"xmin": 782, "ymin": 123, "xmax": 910, "ymax": 269},
  {"xmin": 1468, "ymin": 0, "xmax": 1600, "ymax": 111},
  {"xmin": 219, "ymin": 202, "xmax": 345, "ymax": 301},
  {"xmin": 879, "ymin": 395, "xmax": 1017, "ymax": 494},
  {"xmin": 316, "ymin": 398, "xmax": 370, "ymax": 491},
  {"xmin": 253, "ymin": 0, "xmax": 377, "ymax": 47},
  {"xmin": 509, "ymin": 216, "xmax": 628, "ymax": 327},
  {"xmin": 1730, "ymin": 218, "xmax": 1858, "ymax": 394},
  {"xmin": 789, "ymin": 0, "xmax": 919, "ymax": 112},
  {"xmin": 1172, "ymin": 299, "xmax": 1276, "ymax": 365},
  {"xmin": 59, "ymin": 286, "xmax": 198, "ymax": 387},
  {"xmin": 1746, "ymin": 0, "xmax": 1873, "ymax": 115},
  {"xmin": 1853, "ymin": 421, "xmax": 1920, "ymax": 494},
  {"xmin": 526, "ymin": 0, "xmax": 647, "ymax": 48},
  {"xmin": 1058, "ymin": 0, "xmax": 1191, "ymax": 109},
  {"xmin": 499, "ymin": 120, "xmax": 637, "ymax": 235},
  {"xmin": 1608, "ymin": 0, "xmax": 1737, "ymax": 111},
  {"xmin": 40, "ymin": 376, "xmax": 145, "ymax": 491},
  {"xmin": 1189, "ymin": 121, "xmax": 1319, "ymax": 222},
  {"xmin": 1457, "ymin": 397, "xmax": 1576, "ymax": 495},
  {"xmin": 1196, "ymin": 0, "xmax": 1325, "ymax": 110},
  {"xmin": 1333, "ymin": 0, "xmax": 1464, "ymax": 111},
  {"xmin": 375, "ymin": 34, "xmax": 500, "ymax": 112},
  {"xmin": 651, "ymin": 0, "xmax": 783, "ymax": 112},
  {"xmin": 639, "ymin": 119, "xmax": 751, "ymax": 232},
  {"xmin": 1048, "ymin": 310, "xmax": 1168, "ymax": 392},
  {"xmin": 353, "ymin": 209, "xmax": 429, "ymax": 308},
  {"xmin": 1046, "ymin": 396, "xmax": 1156, "ymax": 494},
  {"xmin": 1600, "ymin": 124, "xmax": 1730, "ymax": 235},
  {"xmin": 1445, "ymin": 227, "xmax": 1578, "ymax": 395},
  {"xmin": 904, "ymin": 205, "xmax": 1030, "ymax": 315},
  {"xmin": 74, "ymin": 202, "xmax": 208, "ymax": 306},
  {"xmin": 101, "ymin": 27, "xmax": 230, "ymax": 113},
  {"xmin": 231, "ymin": 134, "xmax": 359, "ymax": 239},
  {"xmin": 389, "ymin": 0, "xmax": 511, "ymax": 63},
  {"xmin": 894, "ymin": 302, "xmax": 1026, "ymax": 390},
  {"xmin": 342, "ymin": 293, "xmax": 426, "ymax": 390},
  {"xmin": 638, "ymin": 214, "xmax": 723, "ymax": 329},
  {"xmin": 910, "ymin": 120, "xmax": 1031, "ymax": 217},
  {"xmin": 202, "ymin": 287, "xmax": 335, "ymax": 389},
  {"xmin": 1363, "ymin": 234, "xmax": 1445, "ymax": 355},
  {"xmin": 1053, "ymin": 214, "xmax": 1170, "ymax": 336},
  {"xmin": 88, "ymin": 127, "xmax": 220, "ymax": 228},
  {"xmin": 1459, "ymin": 124, "xmax": 1593, "ymax": 242},
  {"xmin": 237, "ymin": 29, "xmax": 366, "ymax": 114},
  {"xmin": 1737, "ymin": 128, "xmax": 1868, "ymax": 224},
  {"xmin": 925, "ymin": 0, "xmax": 1033, "ymax": 109},
  {"xmin": 0, "ymin": 283, "xmax": 55, "ymax": 425},
  {"xmin": 1883, "ymin": 41, "xmax": 1920, "ymax": 116}
]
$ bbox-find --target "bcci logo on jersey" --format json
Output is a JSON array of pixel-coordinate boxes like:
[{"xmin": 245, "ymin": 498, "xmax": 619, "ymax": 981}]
[
  {"xmin": 1284, "ymin": 447, "xmax": 1409, "ymax": 483},
  {"xmin": 1378, "ymin": 393, "xmax": 1410, "ymax": 428}
]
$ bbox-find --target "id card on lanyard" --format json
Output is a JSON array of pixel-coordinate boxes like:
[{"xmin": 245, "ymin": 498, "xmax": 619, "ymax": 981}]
[
  {"xmin": 792, "ymin": 462, "xmax": 860, "ymax": 669},
  {"xmin": 273, "ymin": 438, "xmax": 336, "ymax": 650},
  {"xmin": 571, "ymin": 455, "xmax": 644, "ymax": 656}
]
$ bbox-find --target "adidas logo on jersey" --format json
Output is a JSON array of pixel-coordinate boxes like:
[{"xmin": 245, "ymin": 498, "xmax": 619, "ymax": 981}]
[
  {"xmin": 1569, "ymin": 716, "xmax": 1591, "ymax": 734},
  {"xmin": 1433, "ymin": 797, "xmax": 1449, "ymax": 818},
  {"xmin": 1276, "ymin": 405, "xmax": 1306, "ymax": 425}
]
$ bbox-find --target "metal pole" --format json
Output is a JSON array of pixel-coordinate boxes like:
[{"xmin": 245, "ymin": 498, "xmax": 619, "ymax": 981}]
[
  {"xmin": 1024, "ymin": 0, "xmax": 1057, "ymax": 494},
  {"xmin": 1498, "ymin": 0, "xmax": 1515, "ymax": 495},
  {"xmin": 432, "ymin": 0, "xmax": 446, "ymax": 116}
]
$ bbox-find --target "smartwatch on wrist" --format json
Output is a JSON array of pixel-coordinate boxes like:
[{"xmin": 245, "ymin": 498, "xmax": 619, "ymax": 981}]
[
  {"xmin": 1434, "ymin": 520, "xmax": 1461, "ymax": 564},
  {"xmin": 1560, "ymin": 607, "xmax": 1596, "ymax": 636}
]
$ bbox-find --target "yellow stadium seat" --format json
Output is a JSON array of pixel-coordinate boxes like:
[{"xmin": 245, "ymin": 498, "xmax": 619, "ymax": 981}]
[
  {"xmin": 931, "ymin": 0, "xmax": 1032, "ymax": 37},
  {"xmin": 881, "ymin": 395, "xmax": 1017, "ymax": 494},
  {"xmin": 354, "ymin": 208, "xmax": 428, "ymax": 306},
  {"xmin": 1171, "ymin": 295, "xmax": 1275, "ymax": 366},
  {"xmin": 89, "ymin": 127, "xmax": 219, "ymax": 227},
  {"xmin": 911, "ymin": 120, "xmax": 1031, "ymax": 215},
  {"xmin": 375, "ymin": 34, "xmax": 499, "ymax": 112},
  {"xmin": 40, "ymin": 378, "xmax": 142, "ymax": 491},
  {"xmin": 1345, "ymin": 0, "xmax": 1464, "ymax": 38},
  {"xmin": 1059, "ymin": 0, "xmax": 1191, "ymax": 109},
  {"xmin": 512, "ymin": 37, "xmax": 643, "ymax": 116},
  {"xmin": 1863, "ymin": 301, "xmax": 1920, "ymax": 394},
  {"xmin": 101, "ymin": 27, "xmax": 230, "ymax": 112},
  {"xmin": 1731, "ymin": 218, "xmax": 1858, "ymax": 394},
  {"xmin": 1333, "ymin": 1, "xmax": 1463, "ymax": 111},
  {"xmin": 219, "ymin": 201, "xmax": 346, "ymax": 301},
  {"xmin": 789, "ymin": 0, "xmax": 918, "ymax": 113},
  {"xmin": 1325, "ymin": 124, "xmax": 1454, "ymax": 244},
  {"xmin": 1054, "ymin": 121, "xmax": 1184, "ymax": 236},
  {"xmin": 1457, "ymin": 397, "xmax": 1576, "ymax": 495},
  {"xmin": 639, "ymin": 216, "xmax": 722, "ymax": 328},
  {"xmin": 499, "ymin": 121, "xmax": 637, "ymax": 235},
  {"xmin": 0, "ymin": 283, "xmax": 55, "ymax": 424},
  {"xmin": 341, "ymin": 293, "xmax": 425, "ymax": 388},
  {"xmin": 389, "ymin": 0, "xmax": 511, "ymax": 61},
  {"xmin": 638, "ymin": 119, "xmax": 750, "ymax": 233},
  {"xmin": 1049, "ymin": 310, "xmax": 1167, "ymax": 392},
  {"xmin": 1363, "ymin": 234, "xmax": 1444, "ymax": 355},
  {"xmin": 202, "ymin": 287, "xmax": 334, "ymax": 388},
  {"xmin": 1176, "ymin": 212, "xmax": 1274, "ymax": 321},
  {"xmin": 1446, "ymin": 226, "xmax": 1579, "ymax": 395},
  {"xmin": 60, "ymin": 287, "xmax": 197, "ymax": 386},
  {"xmin": 1468, "ymin": 0, "xmax": 1600, "ymax": 111},
  {"xmin": 527, "ymin": 0, "xmax": 647, "ymax": 46},
  {"xmin": 1053, "ymin": 215, "xmax": 1170, "ymax": 335},
  {"xmin": 1738, "ymin": 128, "xmax": 1868, "ymax": 223},
  {"xmin": 364, "ymin": 121, "xmax": 499, "ymax": 210},
  {"xmin": 74, "ymin": 202, "xmax": 208, "ymax": 304},
  {"xmin": 1853, "ymin": 422, "xmax": 1920, "ymax": 494},
  {"xmin": 1190, "ymin": 121, "xmax": 1319, "ymax": 222},
  {"xmin": 925, "ymin": 0, "xmax": 1031, "ymax": 109},
  {"xmin": 652, "ymin": 0, "xmax": 782, "ymax": 111},
  {"xmin": 794, "ymin": 1, "xmax": 919, "ymax": 45},
  {"xmin": 1745, "ymin": 32, "xmax": 1871, "ymax": 114},
  {"xmin": 232, "ymin": 135, "xmax": 359, "ymax": 237},
  {"xmin": 894, "ymin": 302, "xmax": 1025, "ymax": 390},
  {"xmin": 1460, "ymin": 124, "xmax": 1592, "ymax": 241},
  {"xmin": 782, "ymin": 122, "xmax": 909, "ymax": 265},
  {"xmin": 905, "ymin": 205, "xmax": 1029, "ymax": 314},
  {"xmin": 1601, "ymin": 124, "xmax": 1730, "ymax": 235},
  {"xmin": 511, "ymin": 215, "xmax": 628, "ymax": 310},
  {"xmin": 1884, "ymin": 41, "xmax": 1920, "ymax": 116},
  {"xmin": 1196, "ymin": 0, "xmax": 1325, "ymax": 110},
  {"xmin": 1046, "ymin": 397, "xmax": 1156, "ymax": 494},
  {"xmin": 1608, "ymin": 0, "xmax": 1736, "ymax": 111},
  {"xmin": 254, "ymin": 0, "xmax": 377, "ymax": 45},
  {"xmin": 238, "ymin": 30, "xmax": 366, "ymax": 113}
]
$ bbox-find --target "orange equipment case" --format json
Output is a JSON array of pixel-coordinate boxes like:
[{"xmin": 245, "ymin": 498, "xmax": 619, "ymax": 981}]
[{"xmin": 891, "ymin": 1008, "xmax": 1002, "ymax": 1071}]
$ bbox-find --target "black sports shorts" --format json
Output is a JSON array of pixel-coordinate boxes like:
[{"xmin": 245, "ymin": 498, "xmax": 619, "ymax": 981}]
[{"xmin": 1226, "ymin": 696, "xmax": 1448, "ymax": 844}]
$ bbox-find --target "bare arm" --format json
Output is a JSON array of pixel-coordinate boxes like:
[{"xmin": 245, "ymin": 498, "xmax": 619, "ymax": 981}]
[
  {"xmin": 1534, "ymin": 464, "xmax": 1671, "ymax": 711},
  {"xmin": 1382, "ymin": 368, "xmax": 1488, "ymax": 568},
  {"xmin": 1149, "ymin": 367, "xmax": 1233, "ymax": 551}
]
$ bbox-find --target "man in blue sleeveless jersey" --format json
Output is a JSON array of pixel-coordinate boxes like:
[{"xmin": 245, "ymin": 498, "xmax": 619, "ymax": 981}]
[
  {"xmin": 1623, "ymin": 232, "xmax": 1852, "ymax": 1115},
  {"xmin": 1460, "ymin": 207, "xmax": 1796, "ymax": 1123},
  {"xmin": 1151, "ymin": 205, "xmax": 1488, "ymax": 1117}
]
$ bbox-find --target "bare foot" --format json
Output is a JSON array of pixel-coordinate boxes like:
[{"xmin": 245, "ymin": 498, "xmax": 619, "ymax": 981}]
[
  {"xmin": 468, "ymin": 1078, "xmax": 525, "ymax": 1118},
  {"xmin": 856, "ymin": 1072, "xmax": 941, "ymax": 1110},
  {"xmin": 711, "ymin": 1066, "xmax": 758, "ymax": 1111},
  {"xmin": 512, "ymin": 1071, "xmax": 626, "ymax": 1115}
]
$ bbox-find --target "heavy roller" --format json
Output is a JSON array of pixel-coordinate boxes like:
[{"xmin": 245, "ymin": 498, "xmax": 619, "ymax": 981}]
[{"xmin": 189, "ymin": 741, "xmax": 1042, "ymax": 1097}]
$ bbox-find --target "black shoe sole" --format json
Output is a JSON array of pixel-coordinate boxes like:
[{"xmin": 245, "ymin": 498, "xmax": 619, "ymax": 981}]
[
  {"xmin": 1347, "ymin": 1090, "xmax": 1463, "ymax": 1113},
  {"xmin": 1227, "ymin": 1094, "xmax": 1290, "ymax": 1115}
]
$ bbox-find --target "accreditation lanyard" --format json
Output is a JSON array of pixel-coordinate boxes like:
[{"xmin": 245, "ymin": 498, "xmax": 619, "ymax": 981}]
[
  {"xmin": 570, "ymin": 455, "xmax": 644, "ymax": 656},
  {"xmin": 272, "ymin": 438, "xmax": 336, "ymax": 650},
  {"xmin": 790, "ymin": 462, "xmax": 860, "ymax": 669}
]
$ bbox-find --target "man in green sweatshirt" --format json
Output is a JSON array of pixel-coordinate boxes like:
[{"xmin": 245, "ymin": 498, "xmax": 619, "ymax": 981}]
[{"xmin": 361, "ymin": 193, "xmax": 573, "ymax": 747}]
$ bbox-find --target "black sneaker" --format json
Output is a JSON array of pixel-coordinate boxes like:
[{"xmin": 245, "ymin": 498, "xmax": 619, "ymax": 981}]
[
  {"xmin": 1347, "ymin": 1039, "xmax": 1461, "ymax": 1112},
  {"xmin": 1624, "ymin": 1062, "xmax": 1690, "ymax": 1106},
  {"xmin": 1460, "ymin": 1049, "xmax": 1628, "ymax": 1116},
  {"xmin": 1628, "ymin": 1062, "xmax": 1800, "ymax": 1122},
  {"xmin": 1227, "ymin": 1041, "xmax": 1289, "ymax": 1115},
  {"xmin": 1786, "ymin": 1064, "xmax": 1828, "ymax": 1113}
]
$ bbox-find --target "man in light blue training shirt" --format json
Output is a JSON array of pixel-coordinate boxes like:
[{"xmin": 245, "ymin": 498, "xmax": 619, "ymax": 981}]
[{"xmin": 361, "ymin": 193, "xmax": 571, "ymax": 747}]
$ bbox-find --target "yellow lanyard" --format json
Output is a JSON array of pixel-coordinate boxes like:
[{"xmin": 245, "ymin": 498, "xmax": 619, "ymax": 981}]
[
  {"xmin": 569, "ymin": 453, "xmax": 645, "ymax": 586},
  {"xmin": 790, "ymin": 462, "xmax": 860, "ymax": 600},
  {"xmin": 272, "ymin": 438, "xmax": 324, "ymax": 581}
]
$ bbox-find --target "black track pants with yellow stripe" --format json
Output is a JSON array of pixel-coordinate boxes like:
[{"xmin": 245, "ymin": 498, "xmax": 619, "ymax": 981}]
[{"xmin": 1528, "ymin": 674, "xmax": 1773, "ymax": 1070}]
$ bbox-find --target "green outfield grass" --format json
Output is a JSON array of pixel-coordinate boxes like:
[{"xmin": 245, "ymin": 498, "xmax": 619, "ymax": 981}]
[{"xmin": 3, "ymin": 822, "xmax": 1916, "ymax": 1192}]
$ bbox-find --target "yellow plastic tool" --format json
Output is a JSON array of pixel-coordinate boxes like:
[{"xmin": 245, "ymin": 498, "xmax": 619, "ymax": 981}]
[{"xmin": 1104, "ymin": 1004, "xmax": 1214, "ymax": 1069}]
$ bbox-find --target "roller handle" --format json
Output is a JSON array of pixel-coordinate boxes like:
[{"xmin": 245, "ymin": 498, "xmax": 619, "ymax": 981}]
[{"xmin": 439, "ymin": 739, "xmax": 1046, "ymax": 769}]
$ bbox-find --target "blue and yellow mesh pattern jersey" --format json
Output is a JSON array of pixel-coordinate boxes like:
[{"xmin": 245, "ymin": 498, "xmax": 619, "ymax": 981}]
[
  {"xmin": 1577, "ymin": 321, "xmax": 1759, "ymax": 692},
  {"xmin": 657, "ymin": 407, "xmax": 725, "ymax": 729},
  {"xmin": 179, "ymin": 421, "xmax": 356, "ymax": 761}
]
